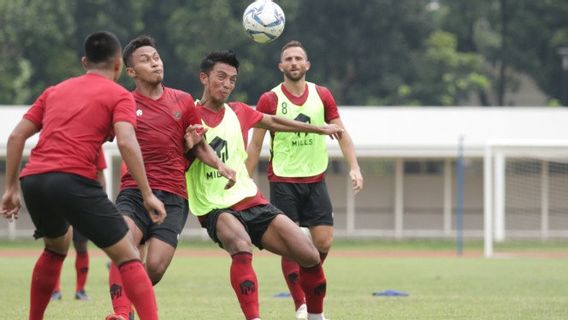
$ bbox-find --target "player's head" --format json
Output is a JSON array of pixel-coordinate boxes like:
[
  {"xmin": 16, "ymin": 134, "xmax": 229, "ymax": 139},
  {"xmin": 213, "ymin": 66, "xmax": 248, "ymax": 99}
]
[
  {"xmin": 279, "ymin": 40, "xmax": 310, "ymax": 82},
  {"xmin": 122, "ymin": 35, "xmax": 164, "ymax": 85},
  {"xmin": 82, "ymin": 31, "xmax": 123, "ymax": 80},
  {"xmin": 199, "ymin": 50, "xmax": 239, "ymax": 104}
]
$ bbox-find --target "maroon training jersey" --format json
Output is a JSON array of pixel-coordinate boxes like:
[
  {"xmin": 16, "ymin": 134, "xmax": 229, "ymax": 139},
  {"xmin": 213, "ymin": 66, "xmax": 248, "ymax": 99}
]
[
  {"xmin": 120, "ymin": 86, "xmax": 201, "ymax": 199},
  {"xmin": 255, "ymin": 83, "xmax": 340, "ymax": 183},
  {"xmin": 196, "ymin": 101, "xmax": 268, "ymax": 211},
  {"xmin": 21, "ymin": 73, "xmax": 136, "ymax": 181}
]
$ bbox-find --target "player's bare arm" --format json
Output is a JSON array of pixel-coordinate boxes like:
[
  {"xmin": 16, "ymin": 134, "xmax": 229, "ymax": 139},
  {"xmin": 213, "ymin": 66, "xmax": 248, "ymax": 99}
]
[
  {"xmin": 255, "ymin": 114, "xmax": 344, "ymax": 137},
  {"xmin": 114, "ymin": 121, "xmax": 167, "ymax": 223},
  {"xmin": 1, "ymin": 119, "xmax": 39, "ymax": 221},
  {"xmin": 191, "ymin": 141, "xmax": 237, "ymax": 189},
  {"xmin": 329, "ymin": 117, "xmax": 364, "ymax": 193},
  {"xmin": 246, "ymin": 127, "xmax": 267, "ymax": 176}
]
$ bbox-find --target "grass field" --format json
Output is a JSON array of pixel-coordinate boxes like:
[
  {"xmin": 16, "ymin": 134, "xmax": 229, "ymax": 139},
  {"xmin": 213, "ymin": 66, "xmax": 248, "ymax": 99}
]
[{"xmin": 1, "ymin": 240, "xmax": 567, "ymax": 319}]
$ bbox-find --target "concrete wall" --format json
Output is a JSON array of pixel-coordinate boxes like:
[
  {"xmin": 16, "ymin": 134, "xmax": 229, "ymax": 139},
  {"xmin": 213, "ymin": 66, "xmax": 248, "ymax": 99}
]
[{"xmin": 1, "ymin": 106, "xmax": 568, "ymax": 240}]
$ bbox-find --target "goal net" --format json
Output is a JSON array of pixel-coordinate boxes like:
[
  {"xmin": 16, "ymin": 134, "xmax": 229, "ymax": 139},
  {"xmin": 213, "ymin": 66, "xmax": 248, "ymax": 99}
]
[{"xmin": 483, "ymin": 140, "xmax": 568, "ymax": 257}]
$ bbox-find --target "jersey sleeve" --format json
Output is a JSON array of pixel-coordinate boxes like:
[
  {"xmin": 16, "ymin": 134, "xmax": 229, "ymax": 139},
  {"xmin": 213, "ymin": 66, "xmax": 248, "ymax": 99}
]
[
  {"xmin": 316, "ymin": 85, "xmax": 340, "ymax": 123},
  {"xmin": 23, "ymin": 87, "xmax": 54, "ymax": 129},
  {"xmin": 112, "ymin": 90, "xmax": 137, "ymax": 127},
  {"xmin": 255, "ymin": 91, "xmax": 278, "ymax": 115},
  {"xmin": 238, "ymin": 102, "xmax": 264, "ymax": 131},
  {"xmin": 183, "ymin": 95, "xmax": 202, "ymax": 126},
  {"xmin": 232, "ymin": 102, "xmax": 264, "ymax": 147},
  {"xmin": 229, "ymin": 101, "xmax": 264, "ymax": 141}
]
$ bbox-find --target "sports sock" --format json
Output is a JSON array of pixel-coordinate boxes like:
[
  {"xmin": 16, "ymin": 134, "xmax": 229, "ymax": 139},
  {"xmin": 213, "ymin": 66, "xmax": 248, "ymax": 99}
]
[
  {"xmin": 300, "ymin": 263, "xmax": 326, "ymax": 314},
  {"xmin": 53, "ymin": 275, "xmax": 61, "ymax": 293},
  {"xmin": 108, "ymin": 262, "xmax": 132, "ymax": 318},
  {"xmin": 29, "ymin": 249, "xmax": 66, "ymax": 320},
  {"xmin": 75, "ymin": 251, "xmax": 89, "ymax": 292},
  {"xmin": 281, "ymin": 256, "xmax": 306, "ymax": 310},
  {"xmin": 118, "ymin": 260, "xmax": 158, "ymax": 320},
  {"xmin": 230, "ymin": 252, "xmax": 259, "ymax": 320},
  {"xmin": 307, "ymin": 313, "xmax": 326, "ymax": 320}
]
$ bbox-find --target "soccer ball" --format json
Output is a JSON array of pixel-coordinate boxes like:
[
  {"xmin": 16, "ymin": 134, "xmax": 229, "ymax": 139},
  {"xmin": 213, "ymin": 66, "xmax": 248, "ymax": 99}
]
[{"xmin": 242, "ymin": 0, "xmax": 285, "ymax": 44}]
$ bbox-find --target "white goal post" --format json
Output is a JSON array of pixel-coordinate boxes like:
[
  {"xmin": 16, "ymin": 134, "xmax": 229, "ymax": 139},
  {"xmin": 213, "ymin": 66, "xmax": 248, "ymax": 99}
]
[{"xmin": 484, "ymin": 139, "xmax": 568, "ymax": 257}]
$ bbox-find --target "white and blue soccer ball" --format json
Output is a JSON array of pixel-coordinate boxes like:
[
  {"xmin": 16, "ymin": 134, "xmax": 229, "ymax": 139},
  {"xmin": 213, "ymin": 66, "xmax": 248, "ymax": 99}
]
[{"xmin": 242, "ymin": 0, "xmax": 285, "ymax": 44}]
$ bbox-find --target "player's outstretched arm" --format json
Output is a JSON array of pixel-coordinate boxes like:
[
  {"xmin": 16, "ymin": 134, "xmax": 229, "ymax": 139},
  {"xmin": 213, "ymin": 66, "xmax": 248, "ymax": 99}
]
[
  {"xmin": 192, "ymin": 142, "xmax": 236, "ymax": 189},
  {"xmin": 255, "ymin": 114, "xmax": 344, "ymax": 137},
  {"xmin": 1, "ymin": 119, "xmax": 38, "ymax": 221},
  {"xmin": 329, "ymin": 118, "xmax": 363, "ymax": 194},
  {"xmin": 246, "ymin": 127, "xmax": 267, "ymax": 176},
  {"xmin": 114, "ymin": 121, "xmax": 167, "ymax": 223}
]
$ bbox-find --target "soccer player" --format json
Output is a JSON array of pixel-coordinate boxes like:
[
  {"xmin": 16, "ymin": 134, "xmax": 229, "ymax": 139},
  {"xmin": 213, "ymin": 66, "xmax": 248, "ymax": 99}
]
[
  {"xmin": 246, "ymin": 40, "xmax": 364, "ymax": 320},
  {"xmin": 51, "ymin": 150, "xmax": 108, "ymax": 301},
  {"xmin": 106, "ymin": 36, "xmax": 235, "ymax": 320},
  {"xmin": 186, "ymin": 50, "xmax": 342, "ymax": 320},
  {"xmin": 0, "ymin": 31, "xmax": 165, "ymax": 320}
]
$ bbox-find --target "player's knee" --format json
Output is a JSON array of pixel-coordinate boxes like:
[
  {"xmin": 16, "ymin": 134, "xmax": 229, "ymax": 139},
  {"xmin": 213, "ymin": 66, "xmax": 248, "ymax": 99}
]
[
  {"xmin": 295, "ymin": 245, "xmax": 320, "ymax": 267},
  {"xmin": 305, "ymin": 250, "xmax": 321, "ymax": 267},
  {"xmin": 223, "ymin": 237, "xmax": 253, "ymax": 255},
  {"xmin": 312, "ymin": 236, "xmax": 333, "ymax": 253}
]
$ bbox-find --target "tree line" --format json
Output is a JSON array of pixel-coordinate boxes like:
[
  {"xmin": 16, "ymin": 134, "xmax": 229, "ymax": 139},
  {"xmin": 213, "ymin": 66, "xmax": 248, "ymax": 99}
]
[{"xmin": 0, "ymin": 0, "xmax": 567, "ymax": 106}]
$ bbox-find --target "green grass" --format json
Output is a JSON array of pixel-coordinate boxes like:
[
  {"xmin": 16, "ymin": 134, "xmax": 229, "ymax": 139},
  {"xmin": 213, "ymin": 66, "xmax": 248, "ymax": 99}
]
[{"xmin": 1, "ymin": 240, "xmax": 567, "ymax": 319}]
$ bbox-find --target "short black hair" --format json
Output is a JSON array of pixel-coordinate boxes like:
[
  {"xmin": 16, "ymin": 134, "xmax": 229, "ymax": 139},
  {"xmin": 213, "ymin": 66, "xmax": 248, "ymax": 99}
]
[
  {"xmin": 200, "ymin": 50, "xmax": 239, "ymax": 74},
  {"xmin": 123, "ymin": 35, "xmax": 157, "ymax": 67},
  {"xmin": 83, "ymin": 31, "xmax": 122, "ymax": 66}
]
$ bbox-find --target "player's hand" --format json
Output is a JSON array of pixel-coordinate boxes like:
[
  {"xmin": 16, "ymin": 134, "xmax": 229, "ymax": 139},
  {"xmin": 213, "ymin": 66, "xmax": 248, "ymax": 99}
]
[
  {"xmin": 350, "ymin": 168, "xmax": 364, "ymax": 194},
  {"xmin": 185, "ymin": 125, "xmax": 207, "ymax": 150},
  {"xmin": 218, "ymin": 163, "xmax": 237, "ymax": 189},
  {"xmin": 0, "ymin": 190, "xmax": 21, "ymax": 222},
  {"xmin": 143, "ymin": 193, "xmax": 167, "ymax": 224},
  {"xmin": 320, "ymin": 124, "xmax": 344, "ymax": 140}
]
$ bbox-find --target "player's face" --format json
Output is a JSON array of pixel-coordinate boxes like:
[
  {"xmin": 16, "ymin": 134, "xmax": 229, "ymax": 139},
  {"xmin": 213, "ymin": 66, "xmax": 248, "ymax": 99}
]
[
  {"xmin": 128, "ymin": 46, "xmax": 164, "ymax": 85},
  {"xmin": 203, "ymin": 62, "xmax": 237, "ymax": 104},
  {"xmin": 279, "ymin": 47, "xmax": 310, "ymax": 82}
]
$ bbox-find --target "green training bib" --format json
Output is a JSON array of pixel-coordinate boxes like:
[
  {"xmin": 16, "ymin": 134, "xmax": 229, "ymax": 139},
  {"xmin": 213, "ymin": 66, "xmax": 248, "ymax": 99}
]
[
  {"xmin": 186, "ymin": 104, "xmax": 257, "ymax": 216},
  {"xmin": 271, "ymin": 82, "xmax": 328, "ymax": 177}
]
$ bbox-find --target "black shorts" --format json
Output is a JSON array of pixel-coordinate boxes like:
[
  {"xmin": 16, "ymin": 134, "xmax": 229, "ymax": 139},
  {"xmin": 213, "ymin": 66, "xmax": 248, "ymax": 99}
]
[
  {"xmin": 270, "ymin": 181, "xmax": 334, "ymax": 227},
  {"xmin": 20, "ymin": 172, "xmax": 128, "ymax": 249},
  {"xmin": 199, "ymin": 204, "xmax": 282, "ymax": 250},
  {"xmin": 116, "ymin": 188, "xmax": 189, "ymax": 248}
]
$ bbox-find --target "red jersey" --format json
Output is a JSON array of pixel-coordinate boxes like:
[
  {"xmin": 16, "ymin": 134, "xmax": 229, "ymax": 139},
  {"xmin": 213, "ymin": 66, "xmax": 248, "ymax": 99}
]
[
  {"xmin": 21, "ymin": 73, "xmax": 136, "ymax": 181},
  {"xmin": 255, "ymin": 83, "xmax": 340, "ymax": 183},
  {"xmin": 96, "ymin": 148, "xmax": 107, "ymax": 171},
  {"xmin": 196, "ymin": 101, "xmax": 268, "ymax": 211},
  {"xmin": 120, "ymin": 86, "xmax": 201, "ymax": 199}
]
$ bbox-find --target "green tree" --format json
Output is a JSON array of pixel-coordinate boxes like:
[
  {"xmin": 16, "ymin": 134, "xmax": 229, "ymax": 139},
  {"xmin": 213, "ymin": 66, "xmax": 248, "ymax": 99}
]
[
  {"xmin": 400, "ymin": 31, "xmax": 490, "ymax": 106},
  {"xmin": 0, "ymin": 1, "xmax": 34, "ymax": 104},
  {"xmin": 0, "ymin": 0, "xmax": 80, "ymax": 104},
  {"xmin": 20, "ymin": 0, "xmax": 79, "ymax": 99},
  {"xmin": 439, "ymin": 0, "xmax": 568, "ymax": 105},
  {"xmin": 282, "ymin": 0, "xmax": 434, "ymax": 105},
  {"xmin": 4, "ymin": 0, "xmax": 564, "ymax": 107}
]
